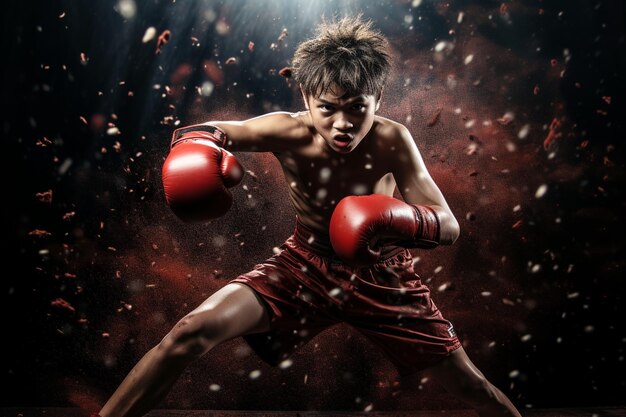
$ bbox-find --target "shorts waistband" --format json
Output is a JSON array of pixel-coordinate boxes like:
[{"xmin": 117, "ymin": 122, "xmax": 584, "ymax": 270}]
[{"xmin": 292, "ymin": 216, "xmax": 408, "ymax": 262}]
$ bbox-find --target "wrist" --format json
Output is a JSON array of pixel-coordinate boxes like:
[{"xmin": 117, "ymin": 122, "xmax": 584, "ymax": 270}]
[{"xmin": 171, "ymin": 124, "xmax": 227, "ymax": 149}]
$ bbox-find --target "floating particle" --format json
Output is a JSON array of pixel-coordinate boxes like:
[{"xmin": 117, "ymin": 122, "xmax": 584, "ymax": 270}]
[
  {"xmin": 497, "ymin": 112, "xmax": 514, "ymax": 126},
  {"xmin": 550, "ymin": 58, "xmax": 558, "ymax": 67},
  {"xmin": 481, "ymin": 291, "xmax": 492, "ymax": 297},
  {"xmin": 533, "ymin": 85, "xmax": 540, "ymax": 95},
  {"xmin": 509, "ymin": 369, "xmax": 520, "ymax": 378},
  {"xmin": 521, "ymin": 334, "xmax": 532, "ymax": 342},
  {"xmin": 155, "ymin": 30, "xmax": 171, "ymax": 54},
  {"xmin": 512, "ymin": 220, "xmax": 523, "ymax": 229},
  {"xmin": 59, "ymin": 11, "xmax": 66, "ymax": 18},
  {"xmin": 209, "ymin": 383, "xmax": 221, "ymax": 391},
  {"xmin": 426, "ymin": 108, "xmax": 442, "ymax": 127},
  {"xmin": 465, "ymin": 212, "xmax": 476, "ymax": 221},
  {"xmin": 279, "ymin": 67, "xmax": 292, "ymax": 78},
  {"xmin": 36, "ymin": 137, "xmax": 52, "ymax": 147},
  {"xmin": 142, "ymin": 27, "xmax": 156, "ymax": 43},
  {"xmin": 200, "ymin": 81, "xmax": 214, "ymax": 97},
  {"xmin": 248, "ymin": 41, "xmax": 255, "ymax": 52},
  {"xmin": 535, "ymin": 184, "xmax": 548, "ymax": 198},
  {"xmin": 51, "ymin": 298, "xmax": 75, "ymax": 313},
  {"xmin": 278, "ymin": 28, "xmax": 288, "ymax": 42},
  {"xmin": 319, "ymin": 167, "xmax": 331, "ymax": 183},
  {"xmin": 543, "ymin": 118, "xmax": 560, "ymax": 149},
  {"xmin": 80, "ymin": 52, "xmax": 89, "ymax": 65},
  {"xmin": 116, "ymin": 0, "xmax": 136, "ymax": 19},
  {"xmin": 464, "ymin": 54, "xmax": 474, "ymax": 65},
  {"xmin": 437, "ymin": 282, "xmax": 452, "ymax": 292},
  {"xmin": 215, "ymin": 20, "xmax": 230, "ymax": 35},
  {"xmin": 80, "ymin": 116, "xmax": 88, "ymax": 125},
  {"xmin": 602, "ymin": 96, "xmax": 611, "ymax": 104},
  {"xmin": 102, "ymin": 332, "xmax": 110, "ymax": 338},
  {"xmin": 328, "ymin": 288, "xmax": 342, "ymax": 298},
  {"xmin": 279, "ymin": 359, "xmax": 293, "ymax": 369},
  {"xmin": 35, "ymin": 189, "xmax": 53, "ymax": 203},
  {"xmin": 107, "ymin": 126, "xmax": 120, "ymax": 136},
  {"xmin": 190, "ymin": 36, "xmax": 200, "ymax": 46},
  {"xmin": 29, "ymin": 229, "xmax": 51, "ymax": 238},
  {"xmin": 225, "ymin": 57, "xmax": 237, "ymax": 65},
  {"xmin": 245, "ymin": 170, "xmax": 258, "ymax": 181},
  {"xmin": 518, "ymin": 124, "xmax": 530, "ymax": 139},
  {"xmin": 499, "ymin": 3, "xmax": 508, "ymax": 14},
  {"xmin": 249, "ymin": 369, "xmax": 261, "ymax": 380},
  {"xmin": 465, "ymin": 143, "xmax": 479, "ymax": 156}
]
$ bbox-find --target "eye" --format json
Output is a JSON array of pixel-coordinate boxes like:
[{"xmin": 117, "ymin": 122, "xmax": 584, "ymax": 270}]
[
  {"xmin": 352, "ymin": 103, "xmax": 366, "ymax": 111},
  {"xmin": 318, "ymin": 104, "xmax": 334, "ymax": 112}
]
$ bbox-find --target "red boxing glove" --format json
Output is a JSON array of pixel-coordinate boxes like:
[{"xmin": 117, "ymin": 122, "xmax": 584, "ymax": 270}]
[
  {"xmin": 162, "ymin": 124, "xmax": 243, "ymax": 222},
  {"xmin": 329, "ymin": 194, "xmax": 440, "ymax": 265}
]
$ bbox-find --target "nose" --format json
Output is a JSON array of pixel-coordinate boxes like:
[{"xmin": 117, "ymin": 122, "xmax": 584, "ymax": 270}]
[{"xmin": 333, "ymin": 114, "xmax": 353, "ymax": 131}]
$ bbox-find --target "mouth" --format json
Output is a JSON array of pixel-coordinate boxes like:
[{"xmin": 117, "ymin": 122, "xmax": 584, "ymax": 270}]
[{"xmin": 333, "ymin": 134, "xmax": 352, "ymax": 148}]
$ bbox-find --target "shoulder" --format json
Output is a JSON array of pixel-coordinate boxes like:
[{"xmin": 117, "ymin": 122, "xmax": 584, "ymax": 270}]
[
  {"xmin": 371, "ymin": 116, "xmax": 415, "ymax": 151},
  {"xmin": 256, "ymin": 111, "xmax": 308, "ymax": 129},
  {"xmin": 249, "ymin": 111, "xmax": 314, "ymax": 143}
]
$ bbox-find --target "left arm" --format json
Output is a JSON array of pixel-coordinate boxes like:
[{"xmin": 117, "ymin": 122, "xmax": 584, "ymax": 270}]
[{"xmin": 391, "ymin": 126, "xmax": 460, "ymax": 245}]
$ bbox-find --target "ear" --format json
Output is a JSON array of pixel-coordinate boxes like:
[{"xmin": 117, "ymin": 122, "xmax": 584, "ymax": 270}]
[
  {"xmin": 299, "ymin": 85, "xmax": 310, "ymax": 110},
  {"xmin": 375, "ymin": 88, "xmax": 383, "ymax": 111}
]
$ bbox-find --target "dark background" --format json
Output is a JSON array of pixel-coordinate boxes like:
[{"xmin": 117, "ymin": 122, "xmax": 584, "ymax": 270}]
[{"xmin": 3, "ymin": 0, "xmax": 625, "ymax": 412}]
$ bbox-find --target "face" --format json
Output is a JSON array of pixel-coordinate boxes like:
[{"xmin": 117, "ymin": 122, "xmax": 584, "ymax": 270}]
[{"xmin": 302, "ymin": 85, "xmax": 381, "ymax": 154}]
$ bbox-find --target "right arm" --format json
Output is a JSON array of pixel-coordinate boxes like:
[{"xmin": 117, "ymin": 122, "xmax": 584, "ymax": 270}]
[
  {"xmin": 162, "ymin": 112, "xmax": 311, "ymax": 222},
  {"xmin": 206, "ymin": 111, "xmax": 312, "ymax": 153}
]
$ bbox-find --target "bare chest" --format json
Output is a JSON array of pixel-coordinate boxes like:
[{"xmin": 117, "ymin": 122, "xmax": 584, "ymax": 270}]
[{"xmin": 275, "ymin": 142, "xmax": 396, "ymax": 221}]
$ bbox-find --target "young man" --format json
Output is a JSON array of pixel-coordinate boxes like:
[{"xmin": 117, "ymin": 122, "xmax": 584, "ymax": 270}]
[{"xmin": 95, "ymin": 17, "xmax": 521, "ymax": 417}]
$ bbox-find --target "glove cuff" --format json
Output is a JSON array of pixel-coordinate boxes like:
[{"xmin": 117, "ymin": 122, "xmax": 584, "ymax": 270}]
[
  {"xmin": 171, "ymin": 124, "xmax": 227, "ymax": 149},
  {"xmin": 412, "ymin": 205, "xmax": 441, "ymax": 249}
]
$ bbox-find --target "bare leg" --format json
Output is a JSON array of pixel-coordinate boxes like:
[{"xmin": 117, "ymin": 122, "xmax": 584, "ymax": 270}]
[
  {"xmin": 423, "ymin": 346, "xmax": 522, "ymax": 417},
  {"xmin": 97, "ymin": 283, "xmax": 270, "ymax": 417}
]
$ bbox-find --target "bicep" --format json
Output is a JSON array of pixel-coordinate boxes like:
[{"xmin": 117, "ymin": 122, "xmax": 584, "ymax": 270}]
[
  {"xmin": 392, "ymin": 131, "xmax": 452, "ymax": 212},
  {"xmin": 392, "ymin": 132, "xmax": 460, "ymax": 244}
]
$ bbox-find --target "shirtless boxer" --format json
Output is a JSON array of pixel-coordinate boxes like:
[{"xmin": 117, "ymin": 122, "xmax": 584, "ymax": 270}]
[{"xmin": 94, "ymin": 16, "xmax": 521, "ymax": 417}]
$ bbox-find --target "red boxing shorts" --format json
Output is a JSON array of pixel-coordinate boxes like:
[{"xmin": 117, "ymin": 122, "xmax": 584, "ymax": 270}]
[{"xmin": 229, "ymin": 217, "xmax": 461, "ymax": 376}]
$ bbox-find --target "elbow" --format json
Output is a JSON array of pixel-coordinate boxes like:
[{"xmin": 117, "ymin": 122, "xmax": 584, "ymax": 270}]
[
  {"xmin": 440, "ymin": 219, "xmax": 460, "ymax": 246},
  {"xmin": 450, "ymin": 221, "xmax": 460, "ymax": 245}
]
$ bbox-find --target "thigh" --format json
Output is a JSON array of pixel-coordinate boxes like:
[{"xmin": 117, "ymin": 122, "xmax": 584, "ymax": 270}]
[{"xmin": 183, "ymin": 282, "xmax": 272, "ymax": 343}]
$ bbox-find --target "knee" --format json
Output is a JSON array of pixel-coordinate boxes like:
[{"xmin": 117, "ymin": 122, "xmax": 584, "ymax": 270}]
[{"xmin": 157, "ymin": 313, "xmax": 221, "ymax": 360}]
